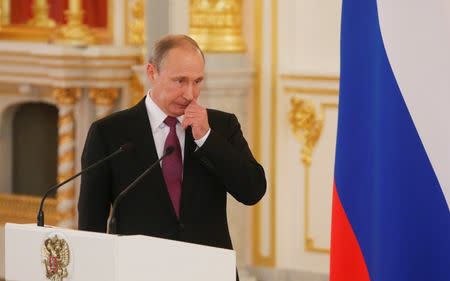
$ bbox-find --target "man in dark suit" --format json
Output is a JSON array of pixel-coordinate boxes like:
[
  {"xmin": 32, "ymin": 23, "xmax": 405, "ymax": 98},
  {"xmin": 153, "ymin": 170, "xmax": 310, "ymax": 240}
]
[{"xmin": 78, "ymin": 35, "xmax": 266, "ymax": 257}]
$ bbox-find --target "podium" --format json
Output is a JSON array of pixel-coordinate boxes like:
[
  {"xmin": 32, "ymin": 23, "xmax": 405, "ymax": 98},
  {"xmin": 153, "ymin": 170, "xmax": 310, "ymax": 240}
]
[{"xmin": 5, "ymin": 223, "xmax": 236, "ymax": 281}]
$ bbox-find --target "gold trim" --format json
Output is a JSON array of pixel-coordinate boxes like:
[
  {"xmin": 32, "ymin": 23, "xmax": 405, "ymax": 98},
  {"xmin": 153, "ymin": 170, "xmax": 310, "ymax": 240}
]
[
  {"xmin": 0, "ymin": 51, "xmax": 139, "ymax": 61},
  {"xmin": 304, "ymin": 102, "xmax": 338, "ymax": 254},
  {"xmin": 281, "ymin": 74, "xmax": 340, "ymax": 82},
  {"xmin": 252, "ymin": 0, "xmax": 264, "ymax": 265},
  {"xmin": 54, "ymin": 88, "xmax": 81, "ymax": 105},
  {"xmin": 124, "ymin": 0, "xmax": 128, "ymax": 45},
  {"xmin": 0, "ymin": 193, "xmax": 59, "ymax": 225},
  {"xmin": 0, "ymin": 71, "xmax": 131, "ymax": 83},
  {"xmin": 267, "ymin": 0, "xmax": 278, "ymax": 266},
  {"xmin": 0, "ymin": 25, "xmax": 55, "ymax": 41},
  {"xmin": 253, "ymin": 0, "xmax": 277, "ymax": 267},
  {"xmin": 0, "ymin": 59, "xmax": 133, "ymax": 69},
  {"xmin": 89, "ymin": 88, "xmax": 119, "ymax": 106},
  {"xmin": 107, "ymin": 0, "xmax": 113, "ymax": 43},
  {"xmin": 321, "ymin": 102, "xmax": 339, "ymax": 109},
  {"xmin": 284, "ymin": 86, "xmax": 339, "ymax": 96}
]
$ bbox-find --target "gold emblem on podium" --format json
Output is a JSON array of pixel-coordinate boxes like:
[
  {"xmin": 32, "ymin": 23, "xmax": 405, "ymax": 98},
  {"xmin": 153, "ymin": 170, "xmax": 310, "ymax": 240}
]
[{"xmin": 41, "ymin": 234, "xmax": 71, "ymax": 281}]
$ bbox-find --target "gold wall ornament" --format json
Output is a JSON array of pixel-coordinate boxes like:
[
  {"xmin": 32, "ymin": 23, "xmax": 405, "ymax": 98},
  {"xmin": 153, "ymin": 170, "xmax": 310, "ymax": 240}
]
[
  {"xmin": 41, "ymin": 234, "xmax": 70, "ymax": 281},
  {"xmin": 288, "ymin": 98, "xmax": 323, "ymax": 166},
  {"xmin": 27, "ymin": 0, "xmax": 56, "ymax": 28},
  {"xmin": 53, "ymin": 88, "xmax": 80, "ymax": 228},
  {"xmin": 54, "ymin": 0, "xmax": 95, "ymax": 46},
  {"xmin": 189, "ymin": 0, "xmax": 246, "ymax": 52},
  {"xmin": 89, "ymin": 88, "xmax": 119, "ymax": 106},
  {"xmin": 127, "ymin": 0, "xmax": 145, "ymax": 46},
  {"xmin": 53, "ymin": 88, "xmax": 81, "ymax": 105},
  {"xmin": 89, "ymin": 88, "xmax": 119, "ymax": 119}
]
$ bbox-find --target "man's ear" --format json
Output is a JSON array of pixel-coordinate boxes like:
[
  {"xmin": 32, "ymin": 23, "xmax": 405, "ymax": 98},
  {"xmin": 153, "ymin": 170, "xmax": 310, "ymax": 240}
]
[{"xmin": 146, "ymin": 63, "xmax": 157, "ymax": 83}]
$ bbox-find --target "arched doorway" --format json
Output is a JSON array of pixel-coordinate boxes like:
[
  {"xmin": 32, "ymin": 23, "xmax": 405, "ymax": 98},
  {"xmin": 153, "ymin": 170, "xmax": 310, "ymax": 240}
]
[{"xmin": 12, "ymin": 103, "xmax": 58, "ymax": 197}]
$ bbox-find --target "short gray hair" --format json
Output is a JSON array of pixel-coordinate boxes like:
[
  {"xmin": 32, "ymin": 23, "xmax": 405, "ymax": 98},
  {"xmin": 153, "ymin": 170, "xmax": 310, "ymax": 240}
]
[{"xmin": 148, "ymin": 34, "xmax": 205, "ymax": 71}]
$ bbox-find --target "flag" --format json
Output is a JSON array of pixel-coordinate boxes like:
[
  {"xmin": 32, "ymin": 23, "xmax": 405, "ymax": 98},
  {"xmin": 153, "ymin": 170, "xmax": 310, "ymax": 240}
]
[{"xmin": 330, "ymin": 1, "xmax": 450, "ymax": 280}]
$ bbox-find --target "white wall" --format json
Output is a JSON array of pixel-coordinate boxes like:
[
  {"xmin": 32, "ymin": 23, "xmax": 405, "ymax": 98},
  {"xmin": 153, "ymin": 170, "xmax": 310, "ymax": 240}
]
[{"xmin": 250, "ymin": 0, "xmax": 342, "ymax": 275}]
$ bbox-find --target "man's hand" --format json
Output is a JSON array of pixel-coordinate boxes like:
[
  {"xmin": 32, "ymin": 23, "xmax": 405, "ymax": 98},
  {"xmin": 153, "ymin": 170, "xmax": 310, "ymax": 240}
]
[{"xmin": 182, "ymin": 100, "xmax": 210, "ymax": 140}]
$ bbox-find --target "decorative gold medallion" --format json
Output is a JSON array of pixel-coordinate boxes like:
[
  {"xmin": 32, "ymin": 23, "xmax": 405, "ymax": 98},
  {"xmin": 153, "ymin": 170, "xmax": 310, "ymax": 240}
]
[{"xmin": 41, "ymin": 234, "xmax": 71, "ymax": 281}]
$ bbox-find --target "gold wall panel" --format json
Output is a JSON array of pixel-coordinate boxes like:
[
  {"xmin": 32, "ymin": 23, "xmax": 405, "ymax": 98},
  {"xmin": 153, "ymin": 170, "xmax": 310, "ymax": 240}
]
[
  {"xmin": 0, "ymin": 193, "xmax": 59, "ymax": 225},
  {"xmin": 286, "ymin": 83, "xmax": 339, "ymax": 254},
  {"xmin": 189, "ymin": 0, "xmax": 246, "ymax": 52}
]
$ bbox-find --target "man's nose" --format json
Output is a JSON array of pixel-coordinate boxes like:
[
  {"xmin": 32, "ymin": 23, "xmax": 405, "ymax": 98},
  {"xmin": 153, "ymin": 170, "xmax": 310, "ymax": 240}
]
[{"xmin": 183, "ymin": 84, "xmax": 194, "ymax": 101}]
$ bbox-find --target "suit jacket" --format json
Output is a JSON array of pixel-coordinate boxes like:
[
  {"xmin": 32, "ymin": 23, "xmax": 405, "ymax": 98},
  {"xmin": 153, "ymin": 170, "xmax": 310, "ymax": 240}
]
[{"xmin": 78, "ymin": 98, "xmax": 266, "ymax": 250}]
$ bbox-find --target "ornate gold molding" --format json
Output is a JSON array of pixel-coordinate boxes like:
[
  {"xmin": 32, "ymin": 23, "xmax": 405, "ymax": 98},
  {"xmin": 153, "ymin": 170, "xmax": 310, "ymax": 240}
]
[
  {"xmin": 27, "ymin": 0, "xmax": 56, "ymax": 28},
  {"xmin": 0, "ymin": 193, "xmax": 59, "ymax": 225},
  {"xmin": 126, "ymin": 0, "xmax": 144, "ymax": 46},
  {"xmin": 89, "ymin": 88, "xmax": 119, "ymax": 119},
  {"xmin": 54, "ymin": 0, "xmax": 95, "ymax": 45},
  {"xmin": 289, "ymin": 98, "xmax": 334, "ymax": 254},
  {"xmin": 281, "ymin": 74, "xmax": 340, "ymax": 82},
  {"xmin": 53, "ymin": 88, "xmax": 81, "ymax": 105},
  {"xmin": 0, "ymin": 51, "xmax": 138, "ymax": 61},
  {"xmin": 0, "ymin": 71, "xmax": 132, "ymax": 84},
  {"xmin": 289, "ymin": 98, "xmax": 323, "ymax": 166},
  {"xmin": 89, "ymin": 88, "xmax": 119, "ymax": 106},
  {"xmin": 0, "ymin": 59, "xmax": 133, "ymax": 69},
  {"xmin": 189, "ymin": 0, "xmax": 246, "ymax": 52},
  {"xmin": 284, "ymin": 86, "xmax": 339, "ymax": 96}
]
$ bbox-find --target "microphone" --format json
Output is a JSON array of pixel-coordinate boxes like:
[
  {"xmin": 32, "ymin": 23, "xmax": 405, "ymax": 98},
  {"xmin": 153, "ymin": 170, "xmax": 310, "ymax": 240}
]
[
  {"xmin": 108, "ymin": 146, "xmax": 175, "ymax": 234},
  {"xmin": 37, "ymin": 143, "xmax": 134, "ymax": 227}
]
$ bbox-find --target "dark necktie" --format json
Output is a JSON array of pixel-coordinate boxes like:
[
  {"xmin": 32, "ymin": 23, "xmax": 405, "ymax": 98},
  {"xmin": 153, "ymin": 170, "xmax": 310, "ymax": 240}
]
[{"xmin": 162, "ymin": 116, "xmax": 182, "ymax": 218}]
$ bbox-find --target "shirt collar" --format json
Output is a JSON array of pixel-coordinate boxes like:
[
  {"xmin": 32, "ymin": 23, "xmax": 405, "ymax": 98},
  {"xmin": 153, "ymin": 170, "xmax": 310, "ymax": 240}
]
[{"xmin": 145, "ymin": 91, "xmax": 184, "ymax": 132}]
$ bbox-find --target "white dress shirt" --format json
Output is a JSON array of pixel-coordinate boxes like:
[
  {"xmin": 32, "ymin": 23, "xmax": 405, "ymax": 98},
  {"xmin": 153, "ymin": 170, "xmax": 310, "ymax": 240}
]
[{"xmin": 145, "ymin": 93, "xmax": 210, "ymax": 163}]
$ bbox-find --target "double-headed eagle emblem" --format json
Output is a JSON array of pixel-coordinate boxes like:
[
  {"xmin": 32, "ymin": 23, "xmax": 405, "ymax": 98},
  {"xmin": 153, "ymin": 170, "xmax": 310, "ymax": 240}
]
[{"xmin": 41, "ymin": 235, "xmax": 70, "ymax": 281}]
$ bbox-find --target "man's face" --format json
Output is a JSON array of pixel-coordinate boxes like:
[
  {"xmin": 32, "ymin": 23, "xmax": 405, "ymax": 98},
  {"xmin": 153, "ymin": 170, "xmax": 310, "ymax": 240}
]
[{"xmin": 147, "ymin": 47, "xmax": 205, "ymax": 117}]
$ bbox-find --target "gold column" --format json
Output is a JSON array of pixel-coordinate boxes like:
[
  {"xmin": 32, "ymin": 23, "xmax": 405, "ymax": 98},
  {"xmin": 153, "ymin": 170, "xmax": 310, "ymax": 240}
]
[
  {"xmin": 53, "ymin": 88, "xmax": 81, "ymax": 228},
  {"xmin": 89, "ymin": 88, "xmax": 119, "ymax": 119},
  {"xmin": 55, "ymin": 0, "xmax": 95, "ymax": 45},
  {"xmin": 27, "ymin": 0, "xmax": 56, "ymax": 28},
  {"xmin": 189, "ymin": 0, "xmax": 246, "ymax": 52}
]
